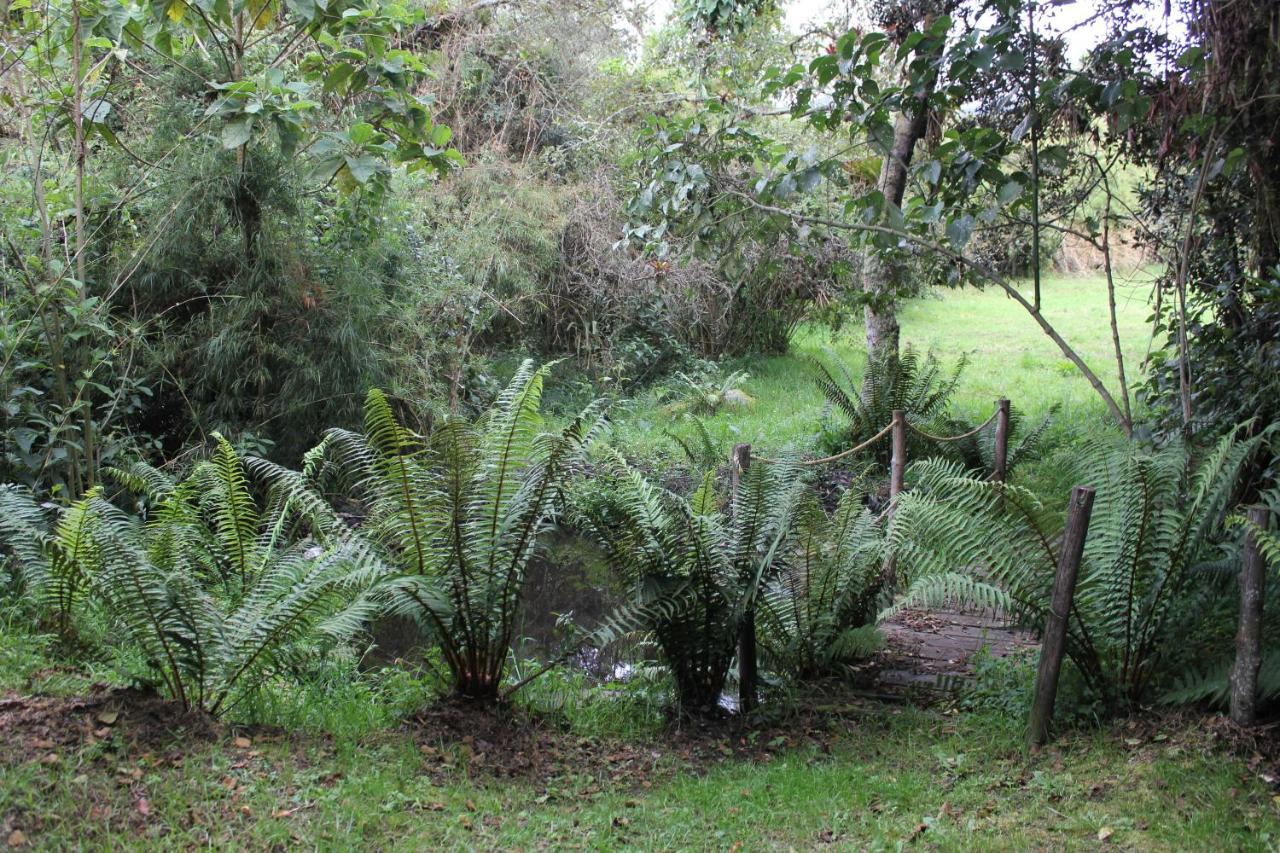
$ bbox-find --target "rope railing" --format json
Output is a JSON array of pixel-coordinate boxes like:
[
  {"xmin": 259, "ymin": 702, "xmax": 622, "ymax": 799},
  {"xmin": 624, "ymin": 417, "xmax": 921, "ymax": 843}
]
[
  {"xmin": 754, "ymin": 422, "xmax": 893, "ymax": 467},
  {"xmin": 742, "ymin": 398, "xmax": 1012, "ymax": 592},
  {"xmin": 754, "ymin": 398, "xmax": 1009, "ymax": 469},
  {"xmin": 905, "ymin": 408, "xmax": 1001, "ymax": 443}
]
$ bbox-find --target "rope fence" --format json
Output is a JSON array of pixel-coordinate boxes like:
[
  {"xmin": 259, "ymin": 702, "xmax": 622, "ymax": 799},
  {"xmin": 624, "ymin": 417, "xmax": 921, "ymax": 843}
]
[
  {"xmin": 742, "ymin": 399, "xmax": 1012, "ymax": 593},
  {"xmin": 754, "ymin": 423, "xmax": 893, "ymax": 467},
  {"xmin": 905, "ymin": 408, "xmax": 1000, "ymax": 443},
  {"xmin": 753, "ymin": 398, "xmax": 1011, "ymax": 480}
]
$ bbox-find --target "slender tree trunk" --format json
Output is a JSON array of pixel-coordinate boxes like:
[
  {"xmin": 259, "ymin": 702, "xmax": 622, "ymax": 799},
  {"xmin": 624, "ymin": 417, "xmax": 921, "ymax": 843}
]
[
  {"xmin": 863, "ymin": 71, "xmax": 936, "ymax": 364},
  {"xmin": 1101, "ymin": 194, "xmax": 1133, "ymax": 435},
  {"xmin": 17, "ymin": 70, "xmax": 81, "ymax": 495},
  {"xmin": 71, "ymin": 0, "xmax": 96, "ymax": 489}
]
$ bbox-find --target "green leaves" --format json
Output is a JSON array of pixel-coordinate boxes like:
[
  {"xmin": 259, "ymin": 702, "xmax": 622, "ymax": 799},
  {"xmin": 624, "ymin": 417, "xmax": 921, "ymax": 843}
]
[
  {"xmin": 221, "ymin": 116, "xmax": 254, "ymax": 149},
  {"xmin": 0, "ymin": 444, "xmax": 379, "ymax": 715},
  {"xmin": 313, "ymin": 362, "xmax": 604, "ymax": 702},
  {"xmin": 571, "ymin": 446, "xmax": 809, "ymax": 713},
  {"xmin": 890, "ymin": 429, "xmax": 1267, "ymax": 711}
]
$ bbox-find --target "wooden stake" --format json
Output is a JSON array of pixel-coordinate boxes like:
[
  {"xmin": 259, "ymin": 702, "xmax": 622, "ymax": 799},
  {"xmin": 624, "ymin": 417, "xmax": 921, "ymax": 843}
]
[
  {"xmin": 889, "ymin": 409, "xmax": 906, "ymax": 509},
  {"xmin": 992, "ymin": 398, "xmax": 1011, "ymax": 482},
  {"xmin": 731, "ymin": 443, "xmax": 758, "ymax": 713},
  {"xmin": 882, "ymin": 410, "xmax": 909, "ymax": 589},
  {"xmin": 1230, "ymin": 506, "xmax": 1269, "ymax": 726},
  {"xmin": 1027, "ymin": 485, "xmax": 1096, "ymax": 747}
]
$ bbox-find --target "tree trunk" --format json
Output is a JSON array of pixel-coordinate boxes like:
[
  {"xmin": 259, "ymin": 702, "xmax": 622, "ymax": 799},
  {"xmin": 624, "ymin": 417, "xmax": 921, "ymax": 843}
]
[
  {"xmin": 863, "ymin": 78, "xmax": 935, "ymax": 364},
  {"xmin": 1229, "ymin": 506, "xmax": 1268, "ymax": 726}
]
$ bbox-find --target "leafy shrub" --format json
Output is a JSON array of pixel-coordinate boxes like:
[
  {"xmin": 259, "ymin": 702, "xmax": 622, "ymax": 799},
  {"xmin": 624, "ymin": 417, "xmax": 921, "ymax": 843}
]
[
  {"xmin": 307, "ymin": 361, "xmax": 604, "ymax": 702},
  {"xmin": 816, "ymin": 346, "xmax": 967, "ymax": 466},
  {"xmin": 887, "ymin": 429, "xmax": 1266, "ymax": 712},
  {"xmin": 660, "ymin": 367, "xmax": 754, "ymax": 416},
  {"xmin": 1161, "ymin": 500, "xmax": 1280, "ymax": 709},
  {"xmin": 0, "ymin": 437, "xmax": 376, "ymax": 716},
  {"xmin": 959, "ymin": 647, "xmax": 1037, "ymax": 720},
  {"xmin": 757, "ymin": 487, "xmax": 885, "ymax": 682},
  {"xmin": 571, "ymin": 453, "xmax": 807, "ymax": 714}
]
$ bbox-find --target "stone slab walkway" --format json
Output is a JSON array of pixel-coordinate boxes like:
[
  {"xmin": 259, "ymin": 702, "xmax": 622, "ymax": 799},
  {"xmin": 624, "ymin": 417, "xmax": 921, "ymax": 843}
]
[{"xmin": 872, "ymin": 607, "xmax": 1039, "ymax": 696}]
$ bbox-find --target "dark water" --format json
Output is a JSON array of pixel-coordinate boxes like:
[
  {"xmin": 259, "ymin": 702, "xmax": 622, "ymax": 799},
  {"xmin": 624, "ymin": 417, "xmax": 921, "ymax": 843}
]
[
  {"xmin": 359, "ymin": 528, "xmax": 627, "ymax": 676},
  {"xmin": 514, "ymin": 528, "xmax": 629, "ymax": 677}
]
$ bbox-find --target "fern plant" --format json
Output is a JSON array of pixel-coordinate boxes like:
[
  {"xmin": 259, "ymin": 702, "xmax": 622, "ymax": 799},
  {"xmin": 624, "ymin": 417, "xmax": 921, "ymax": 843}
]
[
  {"xmin": 1161, "ymin": 496, "xmax": 1280, "ymax": 708},
  {"xmin": 660, "ymin": 368, "xmax": 754, "ymax": 416},
  {"xmin": 0, "ymin": 437, "xmax": 377, "ymax": 716},
  {"xmin": 310, "ymin": 361, "xmax": 605, "ymax": 702},
  {"xmin": 952, "ymin": 402, "xmax": 1060, "ymax": 478},
  {"xmin": 757, "ymin": 487, "xmax": 885, "ymax": 682},
  {"xmin": 570, "ymin": 452, "xmax": 807, "ymax": 714},
  {"xmin": 816, "ymin": 346, "xmax": 966, "ymax": 466},
  {"xmin": 886, "ymin": 430, "xmax": 1266, "ymax": 711}
]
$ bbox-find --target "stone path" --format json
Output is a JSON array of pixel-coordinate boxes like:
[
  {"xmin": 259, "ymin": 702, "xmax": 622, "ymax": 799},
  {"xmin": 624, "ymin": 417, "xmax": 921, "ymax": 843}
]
[{"xmin": 872, "ymin": 607, "xmax": 1039, "ymax": 697}]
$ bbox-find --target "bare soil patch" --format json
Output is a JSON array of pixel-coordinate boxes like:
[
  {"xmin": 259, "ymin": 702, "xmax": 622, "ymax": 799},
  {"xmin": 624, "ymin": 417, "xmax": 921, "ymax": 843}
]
[{"xmin": 0, "ymin": 687, "xmax": 219, "ymax": 767}]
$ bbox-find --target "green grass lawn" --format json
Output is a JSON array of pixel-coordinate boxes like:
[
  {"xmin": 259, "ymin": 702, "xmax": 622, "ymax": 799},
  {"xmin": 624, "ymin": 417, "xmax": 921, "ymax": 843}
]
[
  {"xmin": 609, "ymin": 272, "xmax": 1153, "ymax": 464},
  {"xmin": 4, "ymin": 696, "xmax": 1277, "ymax": 850}
]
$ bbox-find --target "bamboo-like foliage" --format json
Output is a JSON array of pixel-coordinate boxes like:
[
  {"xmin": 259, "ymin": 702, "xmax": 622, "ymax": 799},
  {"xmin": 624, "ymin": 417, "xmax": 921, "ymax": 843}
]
[
  {"xmin": 313, "ymin": 361, "xmax": 605, "ymax": 701},
  {"xmin": 757, "ymin": 488, "xmax": 885, "ymax": 681},
  {"xmin": 887, "ymin": 429, "xmax": 1266, "ymax": 710},
  {"xmin": 0, "ymin": 437, "xmax": 378, "ymax": 716},
  {"xmin": 816, "ymin": 346, "xmax": 966, "ymax": 464},
  {"xmin": 571, "ymin": 452, "xmax": 807, "ymax": 713}
]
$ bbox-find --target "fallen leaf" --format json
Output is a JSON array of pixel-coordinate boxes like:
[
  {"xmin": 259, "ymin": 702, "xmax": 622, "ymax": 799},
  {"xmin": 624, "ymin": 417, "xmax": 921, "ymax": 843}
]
[
  {"xmin": 1098, "ymin": 826, "xmax": 1114, "ymax": 841},
  {"xmin": 40, "ymin": 753, "xmax": 59, "ymax": 766},
  {"xmin": 233, "ymin": 736, "xmax": 252, "ymax": 749},
  {"xmin": 136, "ymin": 798, "xmax": 151, "ymax": 816},
  {"xmin": 7, "ymin": 830, "xmax": 28, "ymax": 847},
  {"xmin": 239, "ymin": 805, "xmax": 252, "ymax": 816},
  {"xmin": 97, "ymin": 710, "xmax": 119, "ymax": 726}
]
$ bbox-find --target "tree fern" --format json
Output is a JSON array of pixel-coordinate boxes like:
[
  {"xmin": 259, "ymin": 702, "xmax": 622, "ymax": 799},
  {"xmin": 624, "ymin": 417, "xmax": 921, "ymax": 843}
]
[
  {"xmin": 887, "ymin": 429, "xmax": 1266, "ymax": 711},
  {"xmin": 756, "ymin": 487, "xmax": 888, "ymax": 681},
  {"xmin": 816, "ymin": 345, "xmax": 969, "ymax": 466},
  {"xmin": 309, "ymin": 361, "xmax": 605, "ymax": 701},
  {"xmin": 570, "ymin": 450, "xmax": 807, "ymax": 713},
  {"xmin": 0, "ymin": 437, "xmax": 378, "ymax": 716}
]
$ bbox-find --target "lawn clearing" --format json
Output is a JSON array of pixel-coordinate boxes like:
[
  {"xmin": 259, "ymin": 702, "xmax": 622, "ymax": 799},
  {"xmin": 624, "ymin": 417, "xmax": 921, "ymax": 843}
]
[{"xmin": 610, "ymin": 272, "xmax": 1152, "ymax": 463}]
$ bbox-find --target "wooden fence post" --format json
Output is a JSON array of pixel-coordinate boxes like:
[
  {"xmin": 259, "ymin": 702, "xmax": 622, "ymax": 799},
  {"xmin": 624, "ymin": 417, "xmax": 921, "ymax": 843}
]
[
  {"xmin": 1027, "ymin": 485, "xmax": 1096, "ymax": 748},
  {"xmin": 730, "ymin": 443, "xmax": 758, "ymax": 713},
  {"xmin": 1230, "ymin": 506, "xmax": 1269, "ymax": 726},
  {"xmin": 992, "ymin": 398, "xmax": 1011, "ymax": 482},
  {"xmin": 889, "ymin": 409, "xmax": 907, "ymax": 509},
  {"xmin": 883, "ymin": 410, "xmax": 908, "ymax": 589}
]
